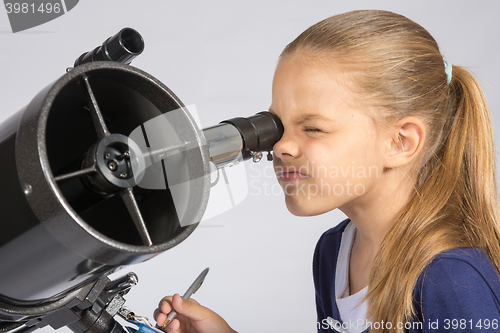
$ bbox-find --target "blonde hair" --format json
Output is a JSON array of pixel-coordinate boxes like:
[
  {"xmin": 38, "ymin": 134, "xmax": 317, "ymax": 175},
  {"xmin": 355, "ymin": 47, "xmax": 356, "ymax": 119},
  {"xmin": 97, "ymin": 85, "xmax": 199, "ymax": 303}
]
[{"xmin": 281, "ymin": 10, "xmax": 500, "ymax": 332}]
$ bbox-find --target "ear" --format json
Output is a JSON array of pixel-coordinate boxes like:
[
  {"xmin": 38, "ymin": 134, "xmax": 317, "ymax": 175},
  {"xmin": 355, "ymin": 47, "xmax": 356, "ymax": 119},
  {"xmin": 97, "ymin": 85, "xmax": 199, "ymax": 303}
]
[{"xmin": 384, "ymin": 116, "xmax": 426, "ymax": 169}]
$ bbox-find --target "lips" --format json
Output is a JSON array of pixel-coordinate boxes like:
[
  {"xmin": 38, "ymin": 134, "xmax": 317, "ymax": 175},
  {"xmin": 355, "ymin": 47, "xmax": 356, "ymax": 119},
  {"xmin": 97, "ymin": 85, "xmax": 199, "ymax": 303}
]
[{"xmin": 275, "ymin": 167, "xmax": 310, "ymax": 182}]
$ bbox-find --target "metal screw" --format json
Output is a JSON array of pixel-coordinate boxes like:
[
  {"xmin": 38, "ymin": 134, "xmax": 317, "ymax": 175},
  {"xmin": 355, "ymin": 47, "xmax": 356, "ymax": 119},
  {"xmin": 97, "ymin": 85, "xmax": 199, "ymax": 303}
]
[
  {"xmin": 108, "ymin": 161, "xmax": 118, "ymax": 171},
  {"xmin": 250, "ymin": 151, "xmax": 263, "ymax": 163},
  {"xmin": 24, "ymin": 184, "xmax": 33, "ymax": 196},
  {"xmin": 117, "ymin": 151, "xmax": 131, "ymax": 161},
  {"xmin": 267, "ymin": 151, "xmax": 273, "ymax": 161},
  {"xmin": 118, "ymin": 307, "xmax": 135, "ymax": 320},
  {"xmin": 105, "ymin": 153, "xmax": 111, "ymax": 159},
  {"xmin": 120, "ymin": 172, "xmax": 128, "ymax": 178}
]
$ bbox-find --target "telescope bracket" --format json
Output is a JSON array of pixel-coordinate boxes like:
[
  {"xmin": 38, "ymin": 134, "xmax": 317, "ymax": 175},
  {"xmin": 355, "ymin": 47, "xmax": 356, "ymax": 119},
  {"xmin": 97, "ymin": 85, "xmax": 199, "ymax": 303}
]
[{"xmin": 1, "ymin": 273, "xmax": 138, "ymax": 333}]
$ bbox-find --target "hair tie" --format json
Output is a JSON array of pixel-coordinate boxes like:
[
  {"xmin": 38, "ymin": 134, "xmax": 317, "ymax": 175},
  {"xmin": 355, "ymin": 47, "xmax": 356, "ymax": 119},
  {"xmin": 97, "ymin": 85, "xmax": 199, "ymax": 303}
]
[{"xmin": 444, "ymin": 60, "xmax": 452, "ymax": 84}]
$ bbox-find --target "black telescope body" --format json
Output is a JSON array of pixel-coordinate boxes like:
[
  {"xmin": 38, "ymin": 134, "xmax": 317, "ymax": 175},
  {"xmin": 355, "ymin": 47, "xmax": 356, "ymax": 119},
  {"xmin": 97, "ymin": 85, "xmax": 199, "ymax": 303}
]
[
  {"xmin": 0, "ymin": 62, "xmax": 207, "ymax": 303},
  {"xmin": 0, "ymin": 28, "xmax": 282, "ymax": 333}
]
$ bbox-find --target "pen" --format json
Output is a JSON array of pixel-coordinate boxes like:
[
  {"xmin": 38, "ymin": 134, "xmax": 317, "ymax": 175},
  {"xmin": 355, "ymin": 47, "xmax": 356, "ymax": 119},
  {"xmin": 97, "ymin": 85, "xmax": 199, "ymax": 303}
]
[{"xmin": 161, "ymin": 267, "xmax": 210, "ymax": 328}]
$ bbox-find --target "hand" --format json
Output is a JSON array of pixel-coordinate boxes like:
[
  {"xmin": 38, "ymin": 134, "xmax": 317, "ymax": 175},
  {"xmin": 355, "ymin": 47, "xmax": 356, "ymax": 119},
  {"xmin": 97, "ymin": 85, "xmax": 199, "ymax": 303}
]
[{"xmin": 153, "ymin": 294, "xmax": 237, "ymax": 333}]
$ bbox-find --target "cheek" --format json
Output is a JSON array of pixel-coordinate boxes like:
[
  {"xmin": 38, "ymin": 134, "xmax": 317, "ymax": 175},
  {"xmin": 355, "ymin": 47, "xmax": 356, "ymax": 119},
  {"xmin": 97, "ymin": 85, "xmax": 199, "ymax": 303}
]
[{"xmin": 306, "ymin": 134, "xmax": 382, "ymax": 183}]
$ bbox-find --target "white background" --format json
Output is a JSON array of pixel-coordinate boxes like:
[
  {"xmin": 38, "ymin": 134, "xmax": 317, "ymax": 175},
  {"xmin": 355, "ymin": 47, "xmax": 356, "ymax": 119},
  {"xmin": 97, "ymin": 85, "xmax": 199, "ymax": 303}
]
[{"xmin": 1, "ymin": 1, "xmax": 499, "ymax": 332}]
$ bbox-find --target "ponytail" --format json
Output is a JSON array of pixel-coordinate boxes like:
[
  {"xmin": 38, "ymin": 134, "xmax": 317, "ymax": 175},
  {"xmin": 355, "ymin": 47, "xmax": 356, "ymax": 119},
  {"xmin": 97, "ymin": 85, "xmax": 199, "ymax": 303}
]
[
  {"xmin": 366, "ymin": 64, "xmax": 500, "ymax": 331},
  {"xmin": 448, "ymin": 65, "xmax": 500, "ymax": 266}
]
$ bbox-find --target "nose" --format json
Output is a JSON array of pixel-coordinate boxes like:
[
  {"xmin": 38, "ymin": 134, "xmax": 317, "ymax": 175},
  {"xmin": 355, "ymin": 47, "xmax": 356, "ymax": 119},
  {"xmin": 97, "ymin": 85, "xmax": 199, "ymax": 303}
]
[{"xmin": 273, "ymin": 130, "xmax": 301, "ymax": 160}]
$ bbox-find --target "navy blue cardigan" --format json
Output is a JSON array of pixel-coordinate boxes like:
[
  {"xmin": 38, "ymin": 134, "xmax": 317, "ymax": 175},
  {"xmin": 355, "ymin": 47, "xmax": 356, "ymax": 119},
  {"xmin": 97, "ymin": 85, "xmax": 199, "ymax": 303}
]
[{"xmin": 313, "ymin": 219, "xmax": 500, "ymax": 332}]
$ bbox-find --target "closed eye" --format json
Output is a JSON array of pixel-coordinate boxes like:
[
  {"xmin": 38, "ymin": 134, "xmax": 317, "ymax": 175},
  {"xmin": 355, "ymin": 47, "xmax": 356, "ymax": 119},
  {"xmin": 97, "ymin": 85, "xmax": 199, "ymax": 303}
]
[{"xmin": 304, "ymin": 127, "xmax": 323, "ymax": 133}]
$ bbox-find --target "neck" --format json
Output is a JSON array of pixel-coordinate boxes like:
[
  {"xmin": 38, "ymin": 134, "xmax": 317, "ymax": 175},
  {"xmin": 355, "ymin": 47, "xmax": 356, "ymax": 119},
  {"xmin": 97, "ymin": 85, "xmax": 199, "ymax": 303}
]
[{"xmin": 340, "ymin": 169, "xmax": 416, "ymax": 255}]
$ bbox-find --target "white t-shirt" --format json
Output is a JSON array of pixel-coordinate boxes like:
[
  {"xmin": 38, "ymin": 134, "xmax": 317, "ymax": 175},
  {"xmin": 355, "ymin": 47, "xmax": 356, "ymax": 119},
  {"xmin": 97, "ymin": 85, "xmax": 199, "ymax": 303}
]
[{"xmin": 333, "ymin": 221, "xmax": 368, "ymax": 333}]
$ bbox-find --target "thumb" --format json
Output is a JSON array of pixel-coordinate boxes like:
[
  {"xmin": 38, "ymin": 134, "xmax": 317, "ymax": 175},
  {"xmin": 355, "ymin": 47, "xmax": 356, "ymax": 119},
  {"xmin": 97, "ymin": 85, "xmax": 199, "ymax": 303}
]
[{"xmin": 171, "ymin": 293, "xmax": 209, "ymax": 322}]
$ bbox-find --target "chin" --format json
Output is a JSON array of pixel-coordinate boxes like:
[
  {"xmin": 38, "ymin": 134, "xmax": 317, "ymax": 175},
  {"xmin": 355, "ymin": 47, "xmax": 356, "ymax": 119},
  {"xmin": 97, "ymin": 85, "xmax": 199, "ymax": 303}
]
[{"xmin": 285, "ymin": 196, "xmax": 326, "ymax": 216}]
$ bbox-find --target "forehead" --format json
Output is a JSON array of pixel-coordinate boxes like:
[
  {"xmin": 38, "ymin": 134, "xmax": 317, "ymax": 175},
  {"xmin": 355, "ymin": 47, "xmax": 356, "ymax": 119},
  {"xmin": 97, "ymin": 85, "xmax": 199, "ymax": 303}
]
[{"xmin": 271, "ymin": 53, "xmax": 361, "ymax": 122}]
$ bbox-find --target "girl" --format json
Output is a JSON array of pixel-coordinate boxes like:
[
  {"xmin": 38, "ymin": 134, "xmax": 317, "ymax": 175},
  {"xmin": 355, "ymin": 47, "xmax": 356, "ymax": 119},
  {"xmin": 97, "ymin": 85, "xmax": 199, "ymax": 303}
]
[{"xmin": 153, "ymin": 10, "xmax": 500, "ymax": 333}]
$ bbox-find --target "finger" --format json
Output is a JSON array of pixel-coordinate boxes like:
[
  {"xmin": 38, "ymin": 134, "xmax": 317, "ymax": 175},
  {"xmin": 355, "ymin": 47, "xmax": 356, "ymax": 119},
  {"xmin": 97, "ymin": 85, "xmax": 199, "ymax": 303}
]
[
  {"xmin": 158, "ymin": 296, "xmax": 173, "ymax": 309},
  {"xmin": 153, "ymin": 308, "xmax": 160, "ymax": 321},
  {"xmin": 171, "ymin": 294, "xmax": 210, "ymax": 321},
  {"xmin": 159, "ymin": 300, "xmax": 173, "ymax": 314},
  {"xmin": 156, "ymin": 317, "xmax": 179, "ymax": 333},
  {"xmin": 155, "ymin": 312, "xmax": 167, "ymax": 327},
  {"xmin": 165, "ymin": 319, "xmax": 180, "ymax": 332}
]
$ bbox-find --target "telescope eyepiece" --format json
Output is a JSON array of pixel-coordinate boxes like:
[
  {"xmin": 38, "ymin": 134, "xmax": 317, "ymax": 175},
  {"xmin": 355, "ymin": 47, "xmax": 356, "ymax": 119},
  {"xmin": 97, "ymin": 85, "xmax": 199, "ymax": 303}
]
[
  {"xmin": 220, "ymin": 111, "xmax": 283, "ymax": 160},
  {"xmin": 116, "ymin": 28, "xmax": 144, "ymax": 56},
  {"xmin": 74, "ymin": 28, "xmax": 145, "ymax": 67},
  {"xmin": 202, "ymin": 111, "xmax": 283, "ymax": 168}
]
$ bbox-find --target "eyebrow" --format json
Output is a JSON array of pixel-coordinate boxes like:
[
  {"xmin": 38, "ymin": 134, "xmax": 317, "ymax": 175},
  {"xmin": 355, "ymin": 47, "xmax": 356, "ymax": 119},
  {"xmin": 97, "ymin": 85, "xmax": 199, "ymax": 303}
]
[
  {"xmin": 296, "ymin": 113, "xmax": 335, "ymax": 124},
  {"xmin": 267, "ymin": 110, "xmax": 335, "ymax": 124}
]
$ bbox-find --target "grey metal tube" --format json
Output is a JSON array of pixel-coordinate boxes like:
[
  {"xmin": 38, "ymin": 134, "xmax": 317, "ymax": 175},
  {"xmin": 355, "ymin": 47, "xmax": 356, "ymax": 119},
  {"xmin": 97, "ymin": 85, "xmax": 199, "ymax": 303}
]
[{"xmin": 202, "ymin": 123, "xmax": 243, "ymax": 168}]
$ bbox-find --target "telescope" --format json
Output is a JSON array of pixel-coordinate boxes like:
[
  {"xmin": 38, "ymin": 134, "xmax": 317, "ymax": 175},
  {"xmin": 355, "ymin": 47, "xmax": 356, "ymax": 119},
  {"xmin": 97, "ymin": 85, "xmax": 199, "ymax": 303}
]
[{"xmin": 0, "ymin": 28, "xmax": 283, "ymax": 333}]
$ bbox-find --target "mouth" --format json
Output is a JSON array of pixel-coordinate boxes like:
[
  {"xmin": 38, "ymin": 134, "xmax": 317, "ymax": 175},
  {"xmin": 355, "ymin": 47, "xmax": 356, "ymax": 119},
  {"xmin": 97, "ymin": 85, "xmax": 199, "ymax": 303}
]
[{"xmin": 275, "ymin": 168, "xmax": 310, "ymax": 182}]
